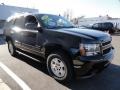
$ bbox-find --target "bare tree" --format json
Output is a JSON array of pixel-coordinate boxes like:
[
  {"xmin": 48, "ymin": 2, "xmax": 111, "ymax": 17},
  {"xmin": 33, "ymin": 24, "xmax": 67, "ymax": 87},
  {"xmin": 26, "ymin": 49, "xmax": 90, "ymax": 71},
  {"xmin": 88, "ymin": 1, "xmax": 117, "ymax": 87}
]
[{"xmin": 63, "ymin": 9, "xmax": 73, "ymax": 21}]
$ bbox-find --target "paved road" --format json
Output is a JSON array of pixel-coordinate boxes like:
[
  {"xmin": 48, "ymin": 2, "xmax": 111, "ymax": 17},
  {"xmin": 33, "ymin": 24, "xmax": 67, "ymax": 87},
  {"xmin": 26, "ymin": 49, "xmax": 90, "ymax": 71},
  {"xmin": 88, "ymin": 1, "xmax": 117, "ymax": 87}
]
[{"xmin": 0, "ymin": 34, "xmax": 120, "ymax": 90}]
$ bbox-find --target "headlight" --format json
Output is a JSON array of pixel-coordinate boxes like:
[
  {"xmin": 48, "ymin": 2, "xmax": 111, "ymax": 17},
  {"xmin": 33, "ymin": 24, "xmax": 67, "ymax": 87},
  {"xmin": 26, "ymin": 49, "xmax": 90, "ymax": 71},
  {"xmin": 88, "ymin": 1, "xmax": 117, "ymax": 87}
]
[{"xmin": 80, "ymin": 43, "xmax": 100, "ymax": 56}]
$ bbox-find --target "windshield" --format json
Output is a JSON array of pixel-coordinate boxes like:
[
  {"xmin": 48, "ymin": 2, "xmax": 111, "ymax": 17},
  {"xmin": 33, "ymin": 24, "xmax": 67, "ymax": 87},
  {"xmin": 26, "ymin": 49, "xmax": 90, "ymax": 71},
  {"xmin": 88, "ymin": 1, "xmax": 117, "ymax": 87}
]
[{"xmin": 36, "ymin": 14, "xmax": 74, "ymax": 29}]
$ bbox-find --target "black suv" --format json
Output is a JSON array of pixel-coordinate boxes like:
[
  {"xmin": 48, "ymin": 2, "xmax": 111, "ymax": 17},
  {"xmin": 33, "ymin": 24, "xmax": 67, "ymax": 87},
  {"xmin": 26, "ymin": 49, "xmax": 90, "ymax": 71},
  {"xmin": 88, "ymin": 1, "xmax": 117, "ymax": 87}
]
[
  {"xmin": 4, "ymin": 13, "xmax": 114, "ymax": 82},
  {"xmin": 92, "ymin": 22, "xmax": 115, "ymax": 34}
]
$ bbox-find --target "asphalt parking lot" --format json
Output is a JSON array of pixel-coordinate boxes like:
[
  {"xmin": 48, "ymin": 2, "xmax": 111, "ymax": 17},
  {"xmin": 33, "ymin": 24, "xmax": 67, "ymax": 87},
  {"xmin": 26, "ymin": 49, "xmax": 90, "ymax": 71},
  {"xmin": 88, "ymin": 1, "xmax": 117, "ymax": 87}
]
[{"xmin": 0, "ymin": 33, "xmax": 120, "ymax": 90}]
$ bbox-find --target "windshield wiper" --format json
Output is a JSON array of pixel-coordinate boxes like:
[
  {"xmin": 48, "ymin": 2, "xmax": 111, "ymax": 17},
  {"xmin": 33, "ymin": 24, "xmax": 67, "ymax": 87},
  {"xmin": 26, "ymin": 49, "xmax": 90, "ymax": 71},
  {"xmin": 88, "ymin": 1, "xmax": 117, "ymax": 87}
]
[{"xmin": 47, "ymin": 26, "xmax": 75, "ymax": 29}]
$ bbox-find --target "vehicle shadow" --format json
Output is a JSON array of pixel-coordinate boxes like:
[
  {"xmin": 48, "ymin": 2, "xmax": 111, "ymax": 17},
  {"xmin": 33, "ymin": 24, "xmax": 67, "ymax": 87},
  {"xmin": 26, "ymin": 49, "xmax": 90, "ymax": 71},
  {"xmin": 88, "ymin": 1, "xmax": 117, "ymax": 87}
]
[
  {"xmin": 15, "ymin": 53, "xmax": 120, "ymax": 90},
  {"xmin": 66, "ymin": 64, "xmax": 120, "ymax": 90}
]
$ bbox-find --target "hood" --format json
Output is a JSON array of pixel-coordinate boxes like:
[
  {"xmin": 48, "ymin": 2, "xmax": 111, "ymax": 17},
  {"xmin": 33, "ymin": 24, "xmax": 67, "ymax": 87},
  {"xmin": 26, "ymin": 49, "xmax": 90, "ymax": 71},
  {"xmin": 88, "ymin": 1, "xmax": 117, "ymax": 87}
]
[{"xmin": 54, "ymin": 28, "xmax": 111, "ymax": 42}]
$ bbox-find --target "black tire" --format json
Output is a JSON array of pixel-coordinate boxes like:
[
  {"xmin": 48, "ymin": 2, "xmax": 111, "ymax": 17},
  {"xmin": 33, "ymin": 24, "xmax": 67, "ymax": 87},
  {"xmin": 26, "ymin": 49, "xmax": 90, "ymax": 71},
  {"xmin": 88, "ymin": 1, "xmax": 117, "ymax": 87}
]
[
  {"xmin": 47, "ymin": 51, "xmax": 74, "ymax": 83},
  {"xmin": 109, "ymin": 30, "xmax": 115, "ymax": 34},
  {"xmin": 8, "ymin": 40, "xmax": 17, "ymax": 56}
]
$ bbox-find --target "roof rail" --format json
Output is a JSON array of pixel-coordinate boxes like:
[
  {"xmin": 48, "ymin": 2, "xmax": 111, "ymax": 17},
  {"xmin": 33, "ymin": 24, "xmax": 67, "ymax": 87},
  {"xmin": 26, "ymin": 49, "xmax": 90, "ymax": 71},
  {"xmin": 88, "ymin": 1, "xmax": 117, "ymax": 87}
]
[{"xmin": 7, "ymin": 12, "xmax": 31, "ymax": 22}]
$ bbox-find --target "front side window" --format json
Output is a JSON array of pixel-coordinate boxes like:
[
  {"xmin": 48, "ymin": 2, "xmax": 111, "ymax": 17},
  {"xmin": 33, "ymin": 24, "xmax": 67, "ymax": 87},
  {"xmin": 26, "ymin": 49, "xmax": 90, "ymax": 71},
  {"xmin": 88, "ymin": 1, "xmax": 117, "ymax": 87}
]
[
  {"xmin": 36, "ymin": 14, "xmax": 74, "ymax": 29},
  {"xmin": 25, "ymin": 15, "xmax": 38, "ymax": 30}
]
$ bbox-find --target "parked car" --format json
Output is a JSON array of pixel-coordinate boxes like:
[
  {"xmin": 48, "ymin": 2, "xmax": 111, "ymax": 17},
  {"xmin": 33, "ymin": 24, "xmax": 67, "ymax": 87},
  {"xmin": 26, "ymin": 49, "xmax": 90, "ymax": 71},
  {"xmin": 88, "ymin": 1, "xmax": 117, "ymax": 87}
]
[
  {"xmin": 4, "ymin": 13, "xmax": 114, "ymax": 83},
  {"xmin": 92, "ymin": 22, "xmax": 115, "ymax": 34}
]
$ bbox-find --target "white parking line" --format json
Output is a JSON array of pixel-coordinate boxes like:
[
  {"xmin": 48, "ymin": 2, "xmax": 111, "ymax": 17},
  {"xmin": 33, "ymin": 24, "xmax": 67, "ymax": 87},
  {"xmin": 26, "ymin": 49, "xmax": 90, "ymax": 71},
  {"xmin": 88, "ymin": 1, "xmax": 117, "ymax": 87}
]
[{"xmin": 0, "ymin": 62, "xmax": 31, "ymax": 90}]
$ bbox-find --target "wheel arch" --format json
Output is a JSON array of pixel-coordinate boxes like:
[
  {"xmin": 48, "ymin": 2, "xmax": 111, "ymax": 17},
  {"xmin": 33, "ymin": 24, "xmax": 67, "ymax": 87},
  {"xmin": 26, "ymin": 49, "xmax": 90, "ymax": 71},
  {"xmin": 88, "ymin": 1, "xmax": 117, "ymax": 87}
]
[
  {"xmin": 45, "ymin": 44, "xmax": 72, "ymax": 62},
  {"xmin": 6, "ymin": 36, "xmax": 12, "ymax": 42}
]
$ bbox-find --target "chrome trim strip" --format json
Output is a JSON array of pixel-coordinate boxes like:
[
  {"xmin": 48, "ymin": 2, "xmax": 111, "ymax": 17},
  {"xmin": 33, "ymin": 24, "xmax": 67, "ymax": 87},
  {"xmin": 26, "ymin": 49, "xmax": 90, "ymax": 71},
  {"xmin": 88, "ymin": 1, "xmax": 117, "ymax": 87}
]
[{"xmin": 102, "ymin": 43, "xmax": 112, "ymax": 50}]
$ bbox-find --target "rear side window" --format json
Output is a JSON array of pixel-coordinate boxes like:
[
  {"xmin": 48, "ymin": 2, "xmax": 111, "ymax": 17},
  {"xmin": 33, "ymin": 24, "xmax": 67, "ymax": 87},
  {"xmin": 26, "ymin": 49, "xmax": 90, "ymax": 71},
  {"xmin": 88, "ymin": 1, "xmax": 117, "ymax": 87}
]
[{"xmin": 14, "ymin": 16, "xmax": 25, "ymax": 28}]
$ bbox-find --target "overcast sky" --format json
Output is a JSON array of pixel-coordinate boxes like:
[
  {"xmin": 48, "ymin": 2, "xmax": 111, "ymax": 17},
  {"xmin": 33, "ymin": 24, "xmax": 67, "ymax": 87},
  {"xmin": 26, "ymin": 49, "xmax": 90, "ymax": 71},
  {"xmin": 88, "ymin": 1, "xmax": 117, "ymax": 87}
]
[{"xmin": 0, "ymin": 0, "xmax": 120, "ymax": 18}]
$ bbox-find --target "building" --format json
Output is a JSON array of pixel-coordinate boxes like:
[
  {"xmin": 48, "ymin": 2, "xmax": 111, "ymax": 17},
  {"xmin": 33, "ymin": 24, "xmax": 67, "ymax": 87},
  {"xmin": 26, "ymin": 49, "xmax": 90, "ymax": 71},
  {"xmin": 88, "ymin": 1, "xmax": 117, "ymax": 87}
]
[{"xmin": 0, "ymin": 4, "xmax": 38, "ymax": 34}]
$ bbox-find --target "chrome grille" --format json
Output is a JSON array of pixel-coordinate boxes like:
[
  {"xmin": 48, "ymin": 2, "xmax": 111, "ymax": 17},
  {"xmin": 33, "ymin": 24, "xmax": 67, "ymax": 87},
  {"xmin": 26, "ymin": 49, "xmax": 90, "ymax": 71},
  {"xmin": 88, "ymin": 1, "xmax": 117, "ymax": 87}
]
[
  {"xmin": 102, "ymin": 41, "xmax": 111, "ymax": 46},
  {"xmin": 101, "ymin": 41, "xmax": 112, "ymax": 54}
]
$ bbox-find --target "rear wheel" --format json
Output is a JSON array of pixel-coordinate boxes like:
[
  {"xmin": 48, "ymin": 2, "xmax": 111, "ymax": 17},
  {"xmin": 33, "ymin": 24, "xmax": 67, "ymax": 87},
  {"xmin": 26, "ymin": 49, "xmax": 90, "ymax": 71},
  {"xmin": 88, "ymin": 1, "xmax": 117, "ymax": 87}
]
[
  {"xmin": 47, "ymin": 51, "xmax": 74, "ymax": 83},
  {"xmin": 8, "ymin": 40, "xmax": 17, "ymax": 56}
]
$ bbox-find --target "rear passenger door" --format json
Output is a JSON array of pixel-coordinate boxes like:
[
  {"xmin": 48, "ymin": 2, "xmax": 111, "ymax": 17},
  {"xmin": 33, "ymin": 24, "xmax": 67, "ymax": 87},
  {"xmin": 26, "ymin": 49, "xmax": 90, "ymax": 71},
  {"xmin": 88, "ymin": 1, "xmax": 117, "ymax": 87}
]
[{"xmin": 11, "ymin": 16, "xmax": 25, "ymax": 48}]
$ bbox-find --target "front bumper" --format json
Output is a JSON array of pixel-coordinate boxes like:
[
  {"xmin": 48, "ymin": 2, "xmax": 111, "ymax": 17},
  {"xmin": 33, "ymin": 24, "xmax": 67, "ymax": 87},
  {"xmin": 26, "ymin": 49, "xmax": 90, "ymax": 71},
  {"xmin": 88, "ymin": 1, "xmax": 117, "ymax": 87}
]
[{"xmin": 73, "ymin": 47, "xmax": 114, "ymax": 77}]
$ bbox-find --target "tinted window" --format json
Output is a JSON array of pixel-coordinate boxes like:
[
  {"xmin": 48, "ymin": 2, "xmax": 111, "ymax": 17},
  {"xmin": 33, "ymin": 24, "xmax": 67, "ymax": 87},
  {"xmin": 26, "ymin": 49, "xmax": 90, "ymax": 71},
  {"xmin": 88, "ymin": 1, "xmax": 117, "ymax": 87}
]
[
  {"xmin": 36, "ymin": 14, "xmax": 74, "ymax": 29},
  {"xmin": 92, "ymin": 23, "xmax": 99, "ymax": 28},
  {"xmin": 25, "ymin": 15, "xmax": 38, "ymax": 30},
  {"xmin": 14, "ymin": 16, "xmax": 25, "ymax": 28}
]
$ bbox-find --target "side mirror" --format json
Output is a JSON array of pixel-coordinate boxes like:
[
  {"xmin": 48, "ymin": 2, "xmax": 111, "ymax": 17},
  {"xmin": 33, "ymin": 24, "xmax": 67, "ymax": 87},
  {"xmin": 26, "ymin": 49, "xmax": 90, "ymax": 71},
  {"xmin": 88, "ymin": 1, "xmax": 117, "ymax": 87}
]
[
  {"xmin": 36, "ymin": 23, "xmax": 43, "ymax": 32},
  {"xmin": 36, "ymin": 27, "xmax": 43, "ymax": 32}
]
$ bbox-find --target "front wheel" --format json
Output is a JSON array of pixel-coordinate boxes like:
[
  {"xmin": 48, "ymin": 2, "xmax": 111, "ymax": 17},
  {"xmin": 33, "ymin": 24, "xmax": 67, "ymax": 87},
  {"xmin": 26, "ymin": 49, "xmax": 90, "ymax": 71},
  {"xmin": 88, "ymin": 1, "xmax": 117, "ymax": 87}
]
[
  {"xmin": 8, "ymin": 40, "xmax": 17, "ymax": 56},
  {"xmin": 47, "ymin": 52, "xmax": 74, "ymax": 83}
]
